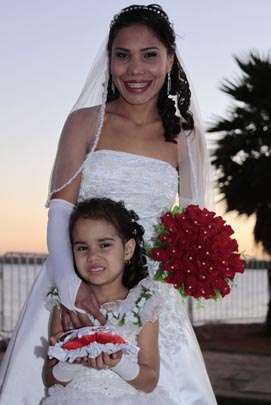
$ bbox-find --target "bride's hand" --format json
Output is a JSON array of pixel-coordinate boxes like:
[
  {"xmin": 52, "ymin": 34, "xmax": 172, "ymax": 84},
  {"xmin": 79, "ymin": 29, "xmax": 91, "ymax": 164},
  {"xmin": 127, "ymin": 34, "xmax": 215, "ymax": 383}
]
[{"xmin": 61, "ymin": 282, "xmax": 106, "ymax": 330}]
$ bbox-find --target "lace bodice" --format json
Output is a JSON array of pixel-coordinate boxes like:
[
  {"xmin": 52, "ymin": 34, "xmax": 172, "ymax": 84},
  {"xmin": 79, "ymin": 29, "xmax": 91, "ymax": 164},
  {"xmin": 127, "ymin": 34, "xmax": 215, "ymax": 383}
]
[{"xmin": 78, "ymin": 149, "xmax": 178, "ymax": 242}]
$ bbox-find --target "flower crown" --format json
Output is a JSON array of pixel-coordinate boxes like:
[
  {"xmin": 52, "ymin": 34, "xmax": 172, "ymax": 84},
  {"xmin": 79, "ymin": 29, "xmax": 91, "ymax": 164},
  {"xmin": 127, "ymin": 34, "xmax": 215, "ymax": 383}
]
[{"xmin": 110, "ymin": 4, "xmax": 170, "ymax": 27}]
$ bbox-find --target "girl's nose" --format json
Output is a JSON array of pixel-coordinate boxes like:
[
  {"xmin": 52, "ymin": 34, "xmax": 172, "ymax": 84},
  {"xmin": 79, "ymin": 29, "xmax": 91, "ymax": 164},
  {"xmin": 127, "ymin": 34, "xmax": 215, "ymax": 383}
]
[{"xmin": 87, "ymin": 248, "xmax": 98, "ymax": 261}]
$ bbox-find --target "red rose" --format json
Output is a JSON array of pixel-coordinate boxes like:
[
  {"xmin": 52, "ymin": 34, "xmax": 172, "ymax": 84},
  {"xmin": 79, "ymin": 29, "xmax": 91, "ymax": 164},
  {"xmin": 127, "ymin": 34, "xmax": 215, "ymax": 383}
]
[
  {"xmin": 161, "ymin": 213, "xmax": 178, "ymax": 232},
  {"xmin": 151, "ymin": 247, "xmax": 171, "ymax": 262}
]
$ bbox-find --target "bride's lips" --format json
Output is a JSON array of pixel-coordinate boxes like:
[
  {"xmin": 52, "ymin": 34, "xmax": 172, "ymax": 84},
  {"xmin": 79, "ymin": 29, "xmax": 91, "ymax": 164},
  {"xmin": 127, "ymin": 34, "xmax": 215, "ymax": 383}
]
[{"xmin": 123, "ymin": 80, "xmax": 152, "ymax": 93}]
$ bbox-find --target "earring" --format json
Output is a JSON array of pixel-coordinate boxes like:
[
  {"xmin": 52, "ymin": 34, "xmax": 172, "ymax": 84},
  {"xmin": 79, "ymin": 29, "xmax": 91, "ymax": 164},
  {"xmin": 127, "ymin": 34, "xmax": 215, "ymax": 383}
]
[
  {"xmin": 111, "ymin": 80, "xmax": 116, "ymax": 95},
  {"xmin": 167, "ymin": 72, "xmax": 171, "ymax": 95}
]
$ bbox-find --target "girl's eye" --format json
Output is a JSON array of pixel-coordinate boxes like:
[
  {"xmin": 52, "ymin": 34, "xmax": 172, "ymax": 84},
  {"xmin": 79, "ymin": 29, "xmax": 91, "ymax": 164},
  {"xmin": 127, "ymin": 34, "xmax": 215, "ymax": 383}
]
[
  {"xmin": 100, "ymin": 243, "xmax": 112, "ymax": 249},
  {"xmin": 75, "ymin": 245, "xmax": 88, "ymax": 252},
  {"xmin": 144, "ymin": 51, "xmax": 158, "ymax": 59}
]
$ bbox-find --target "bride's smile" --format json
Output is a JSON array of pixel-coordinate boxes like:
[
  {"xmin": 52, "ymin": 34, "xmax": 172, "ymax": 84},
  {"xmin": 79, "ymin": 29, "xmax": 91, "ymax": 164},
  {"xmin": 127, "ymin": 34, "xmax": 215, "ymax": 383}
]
[{"xmin": 110, "ymin": 24, "xmax": 173, "ymax": 106}]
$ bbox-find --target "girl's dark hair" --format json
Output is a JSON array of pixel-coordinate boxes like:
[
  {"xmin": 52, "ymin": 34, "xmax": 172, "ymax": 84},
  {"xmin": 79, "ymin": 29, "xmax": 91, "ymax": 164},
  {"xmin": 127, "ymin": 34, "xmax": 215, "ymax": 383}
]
[
  {"xmin": 69, "ymin": 198, "xmax": 148, "ymax": 289},
  {"xmin": 107, "ymin": 4, "xmax": 194, "ymax": 142}
]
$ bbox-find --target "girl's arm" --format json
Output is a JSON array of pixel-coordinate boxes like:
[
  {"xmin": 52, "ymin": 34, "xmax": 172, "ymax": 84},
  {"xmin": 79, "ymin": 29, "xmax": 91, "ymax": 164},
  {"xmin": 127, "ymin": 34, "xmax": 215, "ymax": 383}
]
[
  {"xmin": 44, "ymin": 306, "xmax": 95, "ymax": 388},
  {"xmin": 125, "ymin": 319, "xmax": 160, "ymax": 393},
  {"xmin": 108, "ymin": 320, "xmax": 160, "ymax": 393},
  {"xmin": 43, "ymin": 306, "xmax": 82, "ymax": 387},
  {"xmin": 43, "ymin": 306, "xmax": 66, "ymax": 387}
]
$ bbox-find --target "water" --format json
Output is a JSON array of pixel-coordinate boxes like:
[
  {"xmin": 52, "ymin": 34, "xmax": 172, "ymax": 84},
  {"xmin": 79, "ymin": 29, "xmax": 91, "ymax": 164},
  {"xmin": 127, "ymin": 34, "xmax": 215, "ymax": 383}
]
[{"xmin": 0, "ymin": 262, "xmax": 269, "ymax": 335}]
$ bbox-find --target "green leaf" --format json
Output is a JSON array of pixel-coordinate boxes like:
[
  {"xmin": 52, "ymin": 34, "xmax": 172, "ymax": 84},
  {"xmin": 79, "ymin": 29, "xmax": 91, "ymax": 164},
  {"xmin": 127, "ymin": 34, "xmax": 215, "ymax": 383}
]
[
  {"xmin": 143, "ymin": 242, "xmax": 152, "ymax": 256},
  {"xmin": 171, "ymin": 205, "xmax": 183, "ymax": 216},
  {"xmin": 154, "ymin": 268, "xmax": 166, "ymax": 282},
  {"xmin": 153, "ymin": 223, "xmax": 166, "ymax": 235},
  {"xmin": 195, "ymin": 299, "xmax": 205, "ymax": 309},
  {"xmin": 118, "ymin": 314, "xmax": 126, "ymax": 326},
  {"xmin": 213, "ymin": 289, "xmax": 222, "ymax": 301}
]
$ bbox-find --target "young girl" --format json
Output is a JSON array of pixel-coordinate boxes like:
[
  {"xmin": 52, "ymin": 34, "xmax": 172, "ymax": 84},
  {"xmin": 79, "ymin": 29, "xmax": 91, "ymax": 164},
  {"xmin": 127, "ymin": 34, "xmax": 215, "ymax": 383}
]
[{"xmin": 42, "ymin": 198, "xmax": 175, "ymax": 404}]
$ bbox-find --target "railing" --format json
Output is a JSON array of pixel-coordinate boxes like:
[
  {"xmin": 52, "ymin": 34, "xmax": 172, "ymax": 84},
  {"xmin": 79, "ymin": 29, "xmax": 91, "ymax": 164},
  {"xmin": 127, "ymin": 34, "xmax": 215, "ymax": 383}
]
[
  {"xmin": 0, "ymin": 252, "xmax": 47, "ymax": 335},
  {"xmin": 189, "ymin": 259, "xmax": 270, "ymax": 325},
  {"xmin": 0, "ymin": 253, "xmax": 270, "ymax": 336}
]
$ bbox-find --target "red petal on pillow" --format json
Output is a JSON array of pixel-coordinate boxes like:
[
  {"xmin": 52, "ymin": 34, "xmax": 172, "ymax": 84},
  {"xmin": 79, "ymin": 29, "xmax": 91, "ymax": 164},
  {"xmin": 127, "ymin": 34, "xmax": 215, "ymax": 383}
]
[
  {"xmin": 95, "ymin": 332, "xmax": 126, "ymax": 345},
  {"xmin": 62, "ymin": 332, "xmax": 126, "ymax": 350},
  {"xmin": 63, "ymin": 334, "xmax": 96, "ymax": 350}
]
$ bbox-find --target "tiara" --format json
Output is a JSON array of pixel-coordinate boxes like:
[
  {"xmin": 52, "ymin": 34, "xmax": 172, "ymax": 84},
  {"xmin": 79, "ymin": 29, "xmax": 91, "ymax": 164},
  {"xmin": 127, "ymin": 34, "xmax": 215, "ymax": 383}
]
[{"xmin": 110, "ymin": 4, "xmax": 170, "ymax": 27}]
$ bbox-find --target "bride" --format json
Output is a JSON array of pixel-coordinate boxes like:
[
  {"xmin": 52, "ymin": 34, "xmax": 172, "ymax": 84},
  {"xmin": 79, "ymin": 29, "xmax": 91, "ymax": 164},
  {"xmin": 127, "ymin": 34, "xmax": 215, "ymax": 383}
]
[{"xmin": 0, "ymin": 4, "xmax": 216, "ymax": 404}]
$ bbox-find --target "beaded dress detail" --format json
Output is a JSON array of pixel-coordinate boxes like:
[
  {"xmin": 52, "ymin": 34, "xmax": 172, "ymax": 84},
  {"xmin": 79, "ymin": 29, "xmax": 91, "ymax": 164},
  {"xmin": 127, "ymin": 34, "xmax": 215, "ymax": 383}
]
[{"xmin": 79, "ymin": 149, "xmax": 178, "ymax": 243}]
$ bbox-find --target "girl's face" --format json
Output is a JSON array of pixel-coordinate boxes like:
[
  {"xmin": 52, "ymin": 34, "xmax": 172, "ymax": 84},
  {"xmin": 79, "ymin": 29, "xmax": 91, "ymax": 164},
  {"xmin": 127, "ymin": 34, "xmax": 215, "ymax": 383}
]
[
  {"xmin": 110, "ymin": 24, "xmax": 173, "ymax": 106},
  {"xmin": 72, "ymin": 218, "xmax": 135, "ymax": 288}
]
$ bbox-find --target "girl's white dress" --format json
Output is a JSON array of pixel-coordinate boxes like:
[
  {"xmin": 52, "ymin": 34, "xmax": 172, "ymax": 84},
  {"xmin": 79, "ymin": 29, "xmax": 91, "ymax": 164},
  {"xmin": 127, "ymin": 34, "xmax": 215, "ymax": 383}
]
[
  {"xmin": 0, "ymin": 150, "xmax": 217, "ymax": 404},
  {"xmin": 42, "ymin": 277, "xmax": 176, "ymax": 404}
]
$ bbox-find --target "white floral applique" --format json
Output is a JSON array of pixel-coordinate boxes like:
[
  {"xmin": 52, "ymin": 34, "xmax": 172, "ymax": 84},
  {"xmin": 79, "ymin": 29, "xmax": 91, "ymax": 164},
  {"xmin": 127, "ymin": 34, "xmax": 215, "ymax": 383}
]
[
  {"xmin": 88, "ymin": 277, "xmax": 162, "ymax": 329},
  {"xmin": 45, "ymin": 278, "xmax": 163, "ymax": 329},
  {"xmin": 45, "ymin": 286, "xmax": 61, "ymax": 311}
]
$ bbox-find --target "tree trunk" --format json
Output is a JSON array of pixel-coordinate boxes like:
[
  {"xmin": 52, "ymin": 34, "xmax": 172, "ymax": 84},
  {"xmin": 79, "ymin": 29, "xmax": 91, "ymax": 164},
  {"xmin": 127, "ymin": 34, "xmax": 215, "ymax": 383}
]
[{"xmin": 263, "ymin": 267, "xmax": 271, "ymax": 335}]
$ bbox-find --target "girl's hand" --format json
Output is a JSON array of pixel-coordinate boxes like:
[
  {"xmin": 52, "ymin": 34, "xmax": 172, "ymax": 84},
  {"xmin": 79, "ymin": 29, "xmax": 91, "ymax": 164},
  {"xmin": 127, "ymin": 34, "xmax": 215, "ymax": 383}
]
[
  {"xmin": 74, "ymin": 351, "xmax": 123, "ymax": 369},
  {"xmin": 49, "ymin": 331, "xmax": 65, "ymax": 346},
  {"xmin": 103, "ymin": 351, "xmax": 123, "ymax": 368}
]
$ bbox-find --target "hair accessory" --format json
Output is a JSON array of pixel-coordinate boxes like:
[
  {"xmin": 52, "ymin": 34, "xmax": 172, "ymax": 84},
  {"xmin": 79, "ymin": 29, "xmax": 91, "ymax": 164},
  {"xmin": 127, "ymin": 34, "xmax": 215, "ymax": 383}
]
[
  {"xmin": 167, "ymin": 72, "xmax": 171, "ymax": 95},
  {"xmin": 110, "ymin": 4, "xmax": 170, "ymax": 27}
]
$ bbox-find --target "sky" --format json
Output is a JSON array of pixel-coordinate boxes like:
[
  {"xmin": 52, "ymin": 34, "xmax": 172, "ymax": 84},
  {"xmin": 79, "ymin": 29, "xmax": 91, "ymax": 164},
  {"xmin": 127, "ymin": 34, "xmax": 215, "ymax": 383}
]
[{"xmin": 1, "ymin": 0, "xmax": 270, "ymax": 257}]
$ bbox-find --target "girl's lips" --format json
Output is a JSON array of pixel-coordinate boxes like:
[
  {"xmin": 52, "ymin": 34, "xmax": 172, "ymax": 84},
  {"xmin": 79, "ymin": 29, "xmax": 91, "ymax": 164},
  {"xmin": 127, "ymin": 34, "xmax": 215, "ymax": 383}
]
[
  {"xmin": 123, "ymin": 80, "xmax": 152, "ymax": 93},
  {"xmin": 87, "ymin": 265, "xmax": 104, "ymax": 273}
]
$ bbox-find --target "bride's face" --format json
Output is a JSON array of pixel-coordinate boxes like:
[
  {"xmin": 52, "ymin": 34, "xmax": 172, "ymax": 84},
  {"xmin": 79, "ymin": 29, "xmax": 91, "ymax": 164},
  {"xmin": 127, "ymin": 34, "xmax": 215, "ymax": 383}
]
[{"xmin": 110, "ymin": 24, "xmax": 173, "ymax": 106}]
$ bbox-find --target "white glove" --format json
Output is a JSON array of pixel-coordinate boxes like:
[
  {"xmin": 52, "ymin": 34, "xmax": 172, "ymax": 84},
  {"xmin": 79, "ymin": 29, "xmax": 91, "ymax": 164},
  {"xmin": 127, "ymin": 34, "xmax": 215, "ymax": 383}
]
[
  {"xmin": 52, "ymin": 361, "xmax": 81, "ymax": 383},
  {"xmin": 111, "ymin": 354, "xmax": 140, "ymax": 381},
  {"xmin": 47, "ymin": 198, "xmax": 81, "ymax": 310}
]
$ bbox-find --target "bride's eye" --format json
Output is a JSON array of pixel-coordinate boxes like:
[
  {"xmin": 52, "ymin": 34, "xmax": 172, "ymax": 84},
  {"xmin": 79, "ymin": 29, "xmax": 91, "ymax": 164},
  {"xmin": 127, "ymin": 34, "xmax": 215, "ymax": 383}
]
[{"xmin": 114, "ymin": 51, "xmax": 129, "ymax": 60}]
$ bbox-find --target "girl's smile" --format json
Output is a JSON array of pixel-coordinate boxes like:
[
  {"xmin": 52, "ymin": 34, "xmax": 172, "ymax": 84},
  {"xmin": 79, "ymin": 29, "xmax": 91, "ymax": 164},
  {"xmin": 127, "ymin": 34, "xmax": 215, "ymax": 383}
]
[{"xmin": 71, "ymin": 218, "xmax": 135, "ymax": 303}]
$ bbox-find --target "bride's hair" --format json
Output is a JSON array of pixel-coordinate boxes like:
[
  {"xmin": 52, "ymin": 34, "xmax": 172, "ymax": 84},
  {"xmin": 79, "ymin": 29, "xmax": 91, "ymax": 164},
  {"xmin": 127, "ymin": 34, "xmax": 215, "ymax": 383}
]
[
  {"xmin": 107, "ymin": 4, "xmax": 194, "ymax": 142},
  {"xmin": 69, "ymin": 198, "xmax": 148, "ymax": 289}
]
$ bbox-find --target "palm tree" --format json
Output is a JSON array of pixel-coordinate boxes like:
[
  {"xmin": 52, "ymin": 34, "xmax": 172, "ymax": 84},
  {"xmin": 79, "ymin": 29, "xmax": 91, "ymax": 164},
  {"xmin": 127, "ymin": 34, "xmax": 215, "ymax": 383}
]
[{"xmin": 208, "ymin": 53, "xmax": 271, "ymax": 332}]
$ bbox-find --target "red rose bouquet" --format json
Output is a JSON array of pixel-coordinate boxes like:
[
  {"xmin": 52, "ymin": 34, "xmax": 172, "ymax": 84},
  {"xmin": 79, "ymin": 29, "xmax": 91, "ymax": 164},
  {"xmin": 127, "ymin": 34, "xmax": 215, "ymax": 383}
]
[{"xmin": 148, "ymin": 205, "xmax": 245, "ymax": 300}]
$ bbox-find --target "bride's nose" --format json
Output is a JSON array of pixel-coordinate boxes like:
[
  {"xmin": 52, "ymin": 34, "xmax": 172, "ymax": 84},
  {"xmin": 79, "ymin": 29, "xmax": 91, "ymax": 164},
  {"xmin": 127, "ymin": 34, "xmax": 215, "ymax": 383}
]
[{"xmin": 127, "ymin": 56, "xmax": 144, "ymax": 75}]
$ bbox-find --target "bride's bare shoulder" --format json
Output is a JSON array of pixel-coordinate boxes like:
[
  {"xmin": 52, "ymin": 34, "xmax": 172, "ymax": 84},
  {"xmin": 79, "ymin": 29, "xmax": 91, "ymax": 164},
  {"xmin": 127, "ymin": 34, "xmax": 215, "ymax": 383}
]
[
  {"xmin": 68, "ymin": 106, "xmax": 101, "ymax": 122},
  {"xmin": 64, "ymin": 106, "xmax": 102, "ymax": 138}
]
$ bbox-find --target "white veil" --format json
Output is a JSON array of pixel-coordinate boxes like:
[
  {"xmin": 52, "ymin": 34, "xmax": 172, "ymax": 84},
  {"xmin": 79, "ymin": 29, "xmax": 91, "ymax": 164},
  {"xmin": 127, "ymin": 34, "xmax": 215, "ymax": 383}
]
[{"xmin": 46, "ymin": 33, "xmax": 212, "ymax": 210}]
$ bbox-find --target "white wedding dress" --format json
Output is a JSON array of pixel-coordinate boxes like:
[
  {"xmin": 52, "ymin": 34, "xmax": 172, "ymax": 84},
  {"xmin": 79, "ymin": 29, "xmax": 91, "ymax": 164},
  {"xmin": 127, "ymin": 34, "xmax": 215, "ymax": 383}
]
[
  {"xmin": 0, "ymin": 149, "xmax": 217, "ymax": 404},
  {"xmin": 42, "ymin": 277, "xmax": 176, "ymax": 404}
]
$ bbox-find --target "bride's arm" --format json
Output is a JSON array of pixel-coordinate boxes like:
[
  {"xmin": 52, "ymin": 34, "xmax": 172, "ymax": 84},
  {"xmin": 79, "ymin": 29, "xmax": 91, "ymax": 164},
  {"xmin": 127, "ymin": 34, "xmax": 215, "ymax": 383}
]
[{"xmin": 47, "ymin": 111, "xmax": 105, "ymax": 323}]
